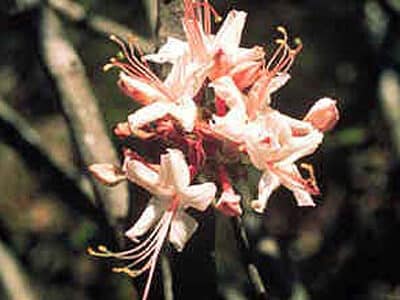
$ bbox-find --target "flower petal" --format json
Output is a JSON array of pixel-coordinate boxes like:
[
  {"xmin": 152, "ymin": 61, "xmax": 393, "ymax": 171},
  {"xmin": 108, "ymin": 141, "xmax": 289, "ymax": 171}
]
[
  {"xmin": 125, "ymin": 159, "xmax": 166, "ymax": 195},
  {"xmin": 168, "ymin": 211, "xmax": 198, "ymax": 252},
  {"xmin": 209, "ymin": 76, "xmax": 247, "ymax": 141},
  {"xmin": 119, "ymin": 72, "xmax": 167, "ymax": 104},
  {"xmin": 215, "ymin": 190, "xmax": 242, "ymax": 216},
  {"xmin": 144, "ymin": 37, "xmax": 188, "ymax": 65},
  {"xmin": 210, "ymin": 76, "xmax": 246, "ymax": 109},
  {"xmin": 213, "ymin": 10, "xmax": 247, "ymax": 54},
  {"xmin": 88, "ymin": 163, "xmax": 126, "ymax": 186},
  {"xmin": 125, "ymin": 197, "xmax": 165, "ymax": 240},
  {"xmin": 128, "ymin": 102, "xmax": 172, "ymax": 131},
  {"xmin": 180, "ymin": 182, "xmax": 217, "ymax": 211},
  {"xmin": 282, "ymin": 129, "xmax": 323, "ymax": 164},
  {"xmin": 230, "ymin": 60, "xmax": 263, "ymax": 90},
  {"xmin": 267, "ymin": 73, "xmax": 291, "ymax": 94},
  {"xmin": 279, "ymin": 113, "xmax": 314, "ymax": 136},
  {"xmin": 232, "ymin": 46, "xmax": 265, "ymax": 66},
  {"xmin": 210, "ymin": 105, "xmax": 247, "ymax": 143},
  {"xmin": 159, "ymin": 153, "xmax": 173, "ymax": 187},
  {"xmin": 168, "ymin": 96, "xmax": 197, "ymax": 132},
  {"xmin": 163, "ymin": 149, "xmax": 190, "ymax": 192},
  {"xmin": 293, "ymin": 189, "xmax": 316, "ymax": 207},
  {"xmin": 251, "ymin": 170, "xmax": 280, "ymax": 213},
  {"xmin": 271, "ymin": 163, "xmax": 313, "ymax": 195}
]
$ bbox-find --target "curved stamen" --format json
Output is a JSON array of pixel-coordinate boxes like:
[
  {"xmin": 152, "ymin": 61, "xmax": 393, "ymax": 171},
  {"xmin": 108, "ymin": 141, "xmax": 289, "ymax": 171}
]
[
  {"xmin": 88, "ymin": 211, "xmax": 174, "ymax": 300},
  {"xmin": 141, "ymin": 212, "xmax": 173, "ymax": 300},
  {"xmin": 265, "ymin": 26, "xmax": 303, "ymax": 79},
  {"xmin": 107, "ymin": 35, "xmax": 176, "ymax": 102}
]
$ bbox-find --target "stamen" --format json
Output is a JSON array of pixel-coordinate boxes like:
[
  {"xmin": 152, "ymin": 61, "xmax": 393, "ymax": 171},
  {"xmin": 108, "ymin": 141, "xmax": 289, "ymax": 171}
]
[
  {"xmin": 185, "ymin": 0, "xmax": 222, "ymax": 33},
  {"xmin": 107, "ymin": 35, "xmax": 176, "ymax": 101},
  {"xmin": 88, "ymin": 212, "xmax": 174, "ymax": 300},
  {"xmin": 103, "ymin": 63, "xmax": 114, "ymax": 72},
  {"xmin": 265, "ymin": 26, "xmax": 303, "ymax": 78}
]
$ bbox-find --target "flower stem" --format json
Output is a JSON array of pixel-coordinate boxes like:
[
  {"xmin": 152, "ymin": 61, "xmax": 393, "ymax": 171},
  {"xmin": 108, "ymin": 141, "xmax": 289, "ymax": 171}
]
[{"xmin": 231, "ymin": 216, "xmax": 268, "ymax": 299}]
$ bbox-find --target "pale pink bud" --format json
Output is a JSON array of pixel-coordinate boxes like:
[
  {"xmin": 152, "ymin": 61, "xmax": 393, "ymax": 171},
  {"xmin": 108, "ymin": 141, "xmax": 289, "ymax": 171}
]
[
  {"xmin": 304, "ymin": 98, "xmax": 339, "ymax": 132},
  {"xmin": 114, "ymin": 122, "xmax": 132, "ymax": 138},
  {"xmin": 88, "ymin": 163, "xmax": 126, "ymax": 186},
  {"xmin": 215, "ymin": 190, "xmax": 243, "ymax": 217}
]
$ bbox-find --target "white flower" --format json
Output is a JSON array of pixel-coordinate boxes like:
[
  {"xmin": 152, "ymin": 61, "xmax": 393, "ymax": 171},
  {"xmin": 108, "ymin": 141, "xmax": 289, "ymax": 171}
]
[
  {"xmin": 125, "ymin": 148, "xmax": 217, "ymax": 251},
  {"xmin": 244, "ymin": 111, "xmax": 323, "ymax": 213},
  {"xmin": 146, "ymin": 4, "xmax": 264, "ymax": 85},
  {"xmin": 209, "ymin": 76, "xmax": 248, "ymax": 143},
  {"xmin": 89, "ymin": 149, "xmax": 216, "ymax": 300},
  {"xmin": 106, "ymin": 35, "xmax": 211, "ymax": 133}
]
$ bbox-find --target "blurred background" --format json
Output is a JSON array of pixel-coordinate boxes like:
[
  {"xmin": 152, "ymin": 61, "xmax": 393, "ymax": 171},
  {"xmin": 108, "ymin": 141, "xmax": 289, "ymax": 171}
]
[{"xmin": 1, "ymin": 0, "xmax": 400, "ymax": 299}]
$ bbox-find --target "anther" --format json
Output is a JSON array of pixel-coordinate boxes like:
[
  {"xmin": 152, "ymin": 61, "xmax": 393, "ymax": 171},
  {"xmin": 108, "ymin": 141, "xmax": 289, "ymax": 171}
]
[
  {"xmin": 103, "ymin": 64, "xmax": 114, "ymax": 72},
  {"xmin": 294, "ymin": 37, "xmax": 302, "ymax": 46},
  {"xmin": 98, "ymin": 245, "xmax": 108, "ymax": 252},
  {"xmin": 116, "ymin": 51, "xmax": 125, "ymax": 60}
]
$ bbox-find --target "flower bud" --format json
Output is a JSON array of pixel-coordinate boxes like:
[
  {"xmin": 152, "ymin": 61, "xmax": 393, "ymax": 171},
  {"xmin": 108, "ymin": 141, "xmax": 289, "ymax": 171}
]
[
  {"xmin": 114, "ymin": 122, "xmax": 132, "ymax": 138},
  {"xmin": 215, "ymin": 190, "xmax": 243, "ymax": 216},
  {"xmin": 88, "ymin": 163, "xmax": 126, "ymax": 186},
  {"xmin": 304, "ymin": 98, "xmax": 339, "ymax": 132}
]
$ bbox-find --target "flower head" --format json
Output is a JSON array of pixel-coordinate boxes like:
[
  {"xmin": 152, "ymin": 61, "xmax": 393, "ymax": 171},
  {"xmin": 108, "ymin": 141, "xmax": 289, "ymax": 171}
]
[
  {"xmin": 89, "ymin": 149, "xmax": 216, "ymax": 300},
  {"xmin": 89, "ymin": 1, "xmax": 340, "ymax": 299}
]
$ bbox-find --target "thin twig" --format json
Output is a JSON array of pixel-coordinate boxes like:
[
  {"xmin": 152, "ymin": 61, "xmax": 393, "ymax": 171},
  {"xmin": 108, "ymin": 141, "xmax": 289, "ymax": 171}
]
[
  {"xmin": 39, "ymin": 7, "xmax": 129, "ymax": 228},
  {"xmin": 379, "ymin": 70, "xmax": 400, "ymax": 157},
  {"xmin": 231, "ymin": 216, "xmax": 268, "ymax": 299},
  {"xmin": 0, "ymin": 99, "xmax": 106, "ymax": 224},
  {"xmin": 0, "ymin": 239, "xmax": 38, "ymax": 300},
  {"xmin": 46, "ymin": 0, "xmax": 154, "ymax": 52}
]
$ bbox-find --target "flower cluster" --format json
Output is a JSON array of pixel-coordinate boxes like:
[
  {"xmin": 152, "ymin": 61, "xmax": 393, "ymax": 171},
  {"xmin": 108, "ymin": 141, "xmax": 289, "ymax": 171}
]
[{"xmin": 88, "ymin": 1, "xmax": 339, "ymax": 299}]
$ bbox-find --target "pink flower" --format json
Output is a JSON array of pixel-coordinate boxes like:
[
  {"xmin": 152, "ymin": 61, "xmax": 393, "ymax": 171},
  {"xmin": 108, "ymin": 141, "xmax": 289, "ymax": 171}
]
[
  {"xmin": 146, "ymin": 1, "xmax": 264, "ymax": 87},
  {"xmin": 89, "ymin": 149, "xmax": 216, "ymax": 300},
  {"xmin": 244, "ymin": 111, "xmax": 323, "ymax": 213},
  {"xmin": 105, "ymin": 36, "xmax": 211, "ymax": 134}
]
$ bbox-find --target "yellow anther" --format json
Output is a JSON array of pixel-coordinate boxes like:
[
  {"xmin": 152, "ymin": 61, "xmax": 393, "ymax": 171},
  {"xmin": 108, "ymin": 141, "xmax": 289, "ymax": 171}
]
[
  {"xmin": 102, "ymin": 64, "xmax": 114, "ymax": 72},
  {"xmin": 98, "ymin": 245, "xmax": 108, "ymax": 252},
  {"xmin": 215, "ymin": 16, "xmax": 223, "ymax": 23},
  {"xmin": 116, "ymin": 51, "xmax": 125, "ymax": 60},
  {"xmin": 294, "ymin": 37, "xmax": 302, "ymax": 45},
  {"xmin": 112, "ymin": 267, "xmax": 139, "ymax": 278},
  {"xmin": 109, "ymin": 34, "xmax": 117, "ymax": 41},
  {"xmin": 87, "ymin": 247, "xmax": 96, "ymax": 255},
  {"xmin": 276, "ymin": 26, "xmax": 287, "ymax": 34},
  {"xmin": 275, "ymin": 38, "xmax": 285, "ymax": 45}
]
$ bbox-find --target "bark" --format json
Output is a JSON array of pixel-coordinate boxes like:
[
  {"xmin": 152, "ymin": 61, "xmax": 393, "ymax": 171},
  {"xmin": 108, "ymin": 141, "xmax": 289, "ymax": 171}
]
[{"xmin": 40, "ymin": 7, "xmax": 129, "ymax": 229}]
